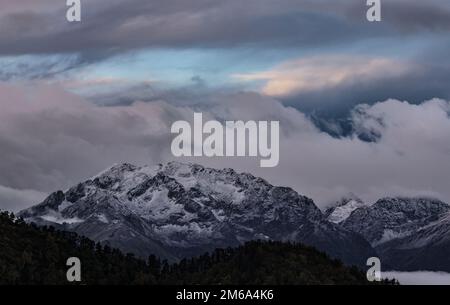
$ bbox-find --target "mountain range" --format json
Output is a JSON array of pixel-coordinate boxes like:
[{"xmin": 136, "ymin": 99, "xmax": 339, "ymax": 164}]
[
  {"xmin": 329, "ymin": 197, "xmax": 450, "ymax": 271},
  {"xmin": 19, "ymin": 162, "xmax": 450, "ymax": 271},
  {"xmin": 2, "ymin": 210, "xmax": 393, "ymax": 285}
]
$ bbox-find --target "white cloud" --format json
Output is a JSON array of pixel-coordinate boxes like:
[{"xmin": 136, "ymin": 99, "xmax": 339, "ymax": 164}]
[
  {"xmin": 0, "ymin": 82, "xmax": 186, "ymax": 196},
  {"xmin": 181, "ymin": 95, "xmax": 450, "ymax": 208}
]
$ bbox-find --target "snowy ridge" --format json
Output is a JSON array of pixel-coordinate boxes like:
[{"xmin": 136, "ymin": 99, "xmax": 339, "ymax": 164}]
[
  {"xmin": 341, "ymin": 197, "xmax": 450, "ymax": 246},
  {"xmin": 325, "ymin": 194, "xmax": 366, "ymax": 224},
  {"xmin": 339, "ymin": 197, "xmax": 450, "ymax": 271}
]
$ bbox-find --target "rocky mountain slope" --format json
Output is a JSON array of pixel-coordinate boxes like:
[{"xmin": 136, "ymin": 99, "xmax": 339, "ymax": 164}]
[
  {"xmin": 340, "ymin": 197, "xmax": 450, "ymax": 271},
  {"xmin": 19, "ymin": 162, "xmax": 375, "ymax": 267},
  {"xmin": 341, "ymin": 198, "xmax": 450, "ymax": 246}
]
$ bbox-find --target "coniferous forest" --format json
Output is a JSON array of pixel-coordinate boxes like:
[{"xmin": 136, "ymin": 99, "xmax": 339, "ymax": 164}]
[{"xmin": 0, "ymin": 211, "xmax": 397, "ymax": 285}]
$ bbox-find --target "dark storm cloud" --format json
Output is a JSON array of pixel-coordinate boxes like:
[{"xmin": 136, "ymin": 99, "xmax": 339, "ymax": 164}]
[
  {"xmin": 382, "ymin": 0, "xmax": 450, "ymax": 31},
  {"xmin": 1, "ymin": 0, "xmax": 449, "ymax": 88},
  {"xmin": 3, "ymin": 0, "xmax": 448, "ymax": 57},
  {"xmin": 0, "ymin": 1, "xmax": 354, "ymax": 55}
]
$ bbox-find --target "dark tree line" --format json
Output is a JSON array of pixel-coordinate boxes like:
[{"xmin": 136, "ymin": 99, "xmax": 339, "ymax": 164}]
[
  {"xmin": 0, "ymin": 211, "xmax": 157, "ymax": 284},
  {"xmin": 0, "ymin": 211, "xmax": 397, "ymax": 285}
]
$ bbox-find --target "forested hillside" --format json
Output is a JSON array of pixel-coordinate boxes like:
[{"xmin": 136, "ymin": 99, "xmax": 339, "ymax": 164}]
[{"xmin": 0, "ymin": 211, "xmax": 396, "ymax": 285}]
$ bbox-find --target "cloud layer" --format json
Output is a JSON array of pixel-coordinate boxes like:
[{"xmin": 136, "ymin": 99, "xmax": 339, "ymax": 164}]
[
  {"xmin": 1, "ymin": 0, "xmax": 450, "ymax": 123},
  {"xmin": 1, "ymin": 83, "xmax": 450, "ymax": 212}
]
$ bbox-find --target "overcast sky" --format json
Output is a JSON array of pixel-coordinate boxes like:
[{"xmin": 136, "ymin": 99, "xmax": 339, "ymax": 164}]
[{"xmin": 1, "ymin": 0, "xmax": 450, "ymax": 211}]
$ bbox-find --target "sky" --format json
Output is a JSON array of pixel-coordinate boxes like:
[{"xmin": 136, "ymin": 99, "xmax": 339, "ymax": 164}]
[{"xmin": 1, "ymin": 0, "xmax": 450, "ymax": 211}]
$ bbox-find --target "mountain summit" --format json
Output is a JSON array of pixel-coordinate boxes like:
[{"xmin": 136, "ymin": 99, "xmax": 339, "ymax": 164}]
[
  {"xmin": 20, "ymin": 162, "xmax": 374, "ymax": 266},
  {"xmin": 325, "ymin": 194, "xmax": 366, "ymax": 224}
]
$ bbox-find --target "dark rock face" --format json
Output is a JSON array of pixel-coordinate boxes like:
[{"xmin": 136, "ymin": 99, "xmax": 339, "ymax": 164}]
[{"xmin": 20, "ymin": 162, "xmax": 375, "ymax": 266}]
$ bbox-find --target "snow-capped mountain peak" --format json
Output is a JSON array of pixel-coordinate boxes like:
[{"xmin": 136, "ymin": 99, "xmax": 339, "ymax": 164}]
[
  {"xmin": 19, "ymin": 163, "xmax": 450, "ymax": 271},
  {"xmin": 19, "ymin": 162, "xmax": 374, "ymax": 266}
]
